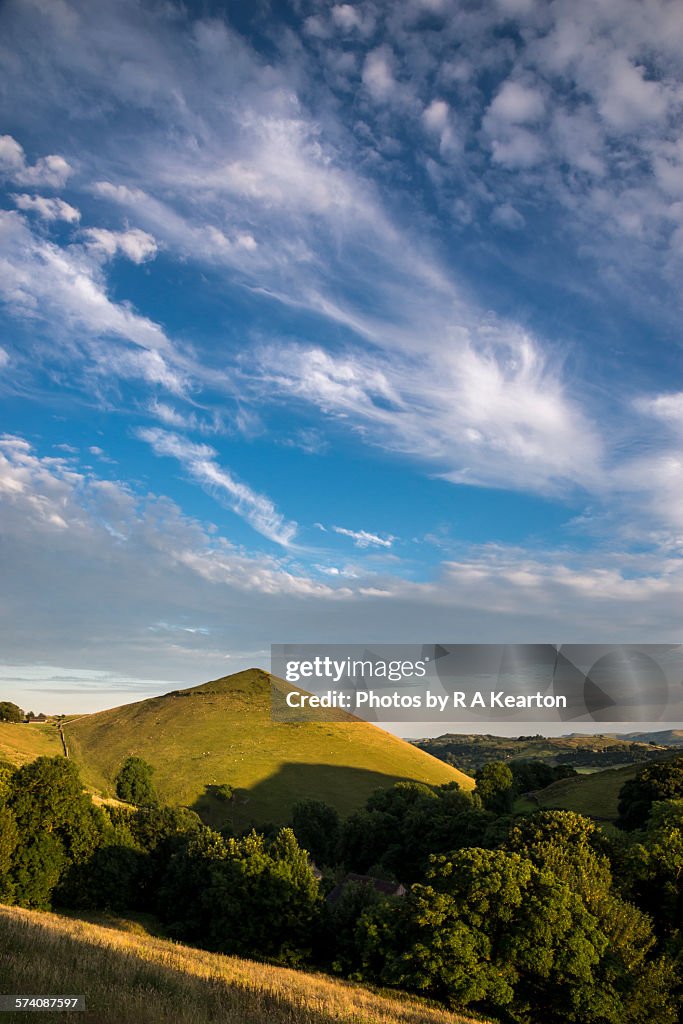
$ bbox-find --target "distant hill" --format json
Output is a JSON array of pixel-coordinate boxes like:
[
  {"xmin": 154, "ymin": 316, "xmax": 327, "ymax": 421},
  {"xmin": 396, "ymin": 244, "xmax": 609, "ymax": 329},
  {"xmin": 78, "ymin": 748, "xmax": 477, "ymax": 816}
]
[
  {"xmin": 62, "ymin": 669, "xmax": 472, "ymax": 828},
  {"xmin": 613, "ymin": 729, "xmax": 683, "ymax": 746},
  {"xmin": 411, "ymin": 731, "xmax": 675, "ymax": 775},
  {"xmin": 0, "ymin": 905, "xmax": 480, "ymax": 1024}
]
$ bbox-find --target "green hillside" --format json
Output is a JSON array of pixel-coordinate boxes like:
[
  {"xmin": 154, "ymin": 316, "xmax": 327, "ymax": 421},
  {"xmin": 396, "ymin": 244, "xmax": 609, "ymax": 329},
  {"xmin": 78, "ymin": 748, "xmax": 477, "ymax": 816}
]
[
  {"xmin": 0, "ymin": 722, "xmax": 62, "ymax": 765},
  {"xmin": 517, "ymin": 763, "xmax": 641, "ymax": 822},
  {"xmin": 64, "ymin": 669, "xmax": 472, "ymax": 827}
]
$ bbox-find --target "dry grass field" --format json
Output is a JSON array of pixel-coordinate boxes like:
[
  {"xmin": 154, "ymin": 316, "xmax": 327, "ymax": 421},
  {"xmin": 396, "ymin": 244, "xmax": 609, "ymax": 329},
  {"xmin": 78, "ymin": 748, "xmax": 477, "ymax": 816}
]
[
  {"xmin": 0, "ymin": 723, "xmax": 61, "ymax": 765},
  {"xmin": 0, "ymin": 905, "xmax": 491, "ymax": 1024}
]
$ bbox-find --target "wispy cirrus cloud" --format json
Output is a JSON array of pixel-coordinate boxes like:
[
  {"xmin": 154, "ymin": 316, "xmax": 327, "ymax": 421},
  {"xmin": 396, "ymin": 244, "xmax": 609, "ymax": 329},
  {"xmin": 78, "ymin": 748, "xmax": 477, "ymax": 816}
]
[
  {"xmin": 251, "ymin": 336, "xmax": 601, "ymax": 497},
  {"xmin": 333, "ymin": 526, "xmax": 395, "ymax": 549},
  {"xmin": 137, "ymin": 427, "xmax": 297, "ymax": 546},
  {"xmin": 0, "ymin": 209, "xmax": 187, "ymax": 394}
]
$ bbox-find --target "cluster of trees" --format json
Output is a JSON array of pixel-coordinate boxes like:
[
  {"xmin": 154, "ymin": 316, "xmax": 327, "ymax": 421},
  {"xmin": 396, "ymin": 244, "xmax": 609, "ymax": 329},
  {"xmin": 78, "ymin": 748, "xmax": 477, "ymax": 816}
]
[
  {"xmin": 0, "ymin": 702, "xmax": 50, "ymax": 723},
  {"xmin": 0, "ymin": 753, "xmax": 682, "ymax": 1024},
  {"xmin": 0, "ymin": 702, "xmax": 26, "ymax": 723}
]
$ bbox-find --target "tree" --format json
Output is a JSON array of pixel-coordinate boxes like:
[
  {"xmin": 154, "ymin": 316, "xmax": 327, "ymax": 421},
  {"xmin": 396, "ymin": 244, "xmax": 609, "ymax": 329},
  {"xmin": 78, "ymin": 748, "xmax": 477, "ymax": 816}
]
[
  {"xmin": 0, "ymin": 702, "xmax": 24, "ymax": 723},
  {"xmin": 157, "ymin": 825, "xmax": 228, "ymax": 941},
  {"xmin": 356, "ymin": 848, "xmax": 677, "ymax": 1024},
  {"xmin": 341, "ymin": 781, "xmax": 490, "ymax": 883},
  {"xmin": 322, "ymin": 879, "xmax": 384, "ymax": 975},
  {"xmin": 292, "ymin": 799, "xmax": 340, "ymax": 866},
  {"xmin": 115, "ymin": 756, "xmax": 158, "ymax": 807},
  {"xmin": 0, "ymin": 804, "xmax": 18, "ymax": 901},
  {"xmin": 6, "ymin": 757, "xmax": 107, "ymax": 908},
  {"xmin": 475, "ymin": 761, "xmax": 515, "ymax": 813},
  {"xmin": 624, "ymin": 799, "xmax": 683, "ymax": 943},
  {"xmin": 617, "ymin": 757, "xmax": 683, "ymax": 830},
  {"xmin": 193, "ymin": 828, "xmax": 322, "ymax": 964},
  {"xmin": 506, "ymin": 810, "xmax": 613, "ymax": 906}
]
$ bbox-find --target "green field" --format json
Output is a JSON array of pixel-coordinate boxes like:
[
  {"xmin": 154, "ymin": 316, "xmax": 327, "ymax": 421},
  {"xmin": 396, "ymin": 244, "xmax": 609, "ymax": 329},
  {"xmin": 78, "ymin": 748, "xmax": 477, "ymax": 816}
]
[
  {"xmin": 63, "ymin": 669, "xmax": 472, "ymax": 827},
  {"xmin": 0, "ymin": 905, "xmax": 488, "ymax": 1024},
  {"xmin": 0, "ymin": 722, "xmax": 62, "ymax": 765},
  {"xmin": 516, "ymin": 763, "xmax": 640, "ymax": 821}
]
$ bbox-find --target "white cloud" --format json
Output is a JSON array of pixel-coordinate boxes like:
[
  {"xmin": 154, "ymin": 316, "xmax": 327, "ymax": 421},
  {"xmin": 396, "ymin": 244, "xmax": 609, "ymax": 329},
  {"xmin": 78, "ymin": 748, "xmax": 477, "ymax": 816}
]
[
  {"xmin": 487, "ymin": 81, "xmax": 545, "ymax": 124},
  {"xmin": 11, "ymin": 193, "xmax": 80, "ymax": 223},
  {"xmin": 331, "ymin": 4, "xmax": 375, "ymax": 36},
  {"xmin": 0, "ymin": 210, "xmax": 186, "ymax": 393},
  {"xmin": 422, "ymin": 99, "xmax": 450, "ymax": 133},
  {"xmin": 253, "ymin": 331, "xmax": 601, "ymax": 497},
  {"xmin": 491, "ymin": 203, "xmax": 525, "ymax": 229},
  {"xmin": 148, "ymin": 400, "xmax": 223, "ymax": 434},
  {"xmin": 83, "ymin": 227, "xmax": 158, "ymax": 264},
  {"xmin": 138, "ymin": 427, "xmax": 297, "ymax": 546},
  {"xmin": 362, "ymin": 46, "xmax": 397, "ymax": 102},
  {"xmin": 488, "ymin": 127, "xmax": 546, "ymax": 168},
  {"xmin": 598, "ymin": 54, "xmax": 669, "ymax": 129},
  {"xmin": 333, "ymin": 526, "xmax": 395, "ymax": 549},
  {"xmin": 635, "ymin": 391, "xmax": 683, "ymax": 429},
  {"xmin": 0, "ymin": 134, "xmax": 71, "ymax": 187}
]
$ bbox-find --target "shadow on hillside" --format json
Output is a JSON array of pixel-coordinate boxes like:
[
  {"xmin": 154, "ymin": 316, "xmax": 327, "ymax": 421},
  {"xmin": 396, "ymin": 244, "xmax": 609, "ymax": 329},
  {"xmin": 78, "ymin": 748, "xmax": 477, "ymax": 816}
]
[{"xmin": 190, "ymin": 762, "xmax": 442, "ymax": 831}]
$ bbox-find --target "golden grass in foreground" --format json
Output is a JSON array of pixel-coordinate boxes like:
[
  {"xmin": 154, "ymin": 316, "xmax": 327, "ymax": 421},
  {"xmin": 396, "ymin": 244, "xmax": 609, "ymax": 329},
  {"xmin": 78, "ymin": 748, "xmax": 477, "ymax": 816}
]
[{"xmin": 0, "ymin": 906, "xmax": 490, "ymax": 1024}]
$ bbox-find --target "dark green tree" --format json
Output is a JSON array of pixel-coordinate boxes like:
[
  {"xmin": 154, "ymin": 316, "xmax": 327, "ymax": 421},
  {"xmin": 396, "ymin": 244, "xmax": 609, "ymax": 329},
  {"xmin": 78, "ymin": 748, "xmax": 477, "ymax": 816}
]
[
  {"xmin": 198, "ymin": 828, "xmax": 322, "ymax": 964},
  {"xmin": 115, "ymin": 756, "xmax": 158, "ymax": 807},
  {"xmin": 475, "ymin": 761, "xmax": 515, "ymax": 813},
  {"xmin": 623, "ymin": 799, "xmax": 683, "ymax": 944},
  {"xmin": 6, "ymin": 757, "xmax": 107, "ymax": 907},
  {"xmin": 322, "ymin": 879, "xmax": 384, "ymax": 975},
  {"xmin": 157, "ymin": 825, "xmax": 228, "ymax": 940},
  {"xmin": 292, "ymin": 799, "xmax": 340, "ymax": 866},
  {"xmin": 341, "ymin": 781, "xmax": 489, "ymax": 883},
  {"xmin": 0, "ymin": 702, "xmax": 24, "ymax": 723},
  {"xmin": 617, "ymin": 757, "xmax": 683, "ymax": 830},
  {"xmin": 0, "ymin": 803, "xmax": 18, "ymax": 901},
  {"xmin": 356, "ymin": 847, "xmax": 676, "ymax": 1024}
]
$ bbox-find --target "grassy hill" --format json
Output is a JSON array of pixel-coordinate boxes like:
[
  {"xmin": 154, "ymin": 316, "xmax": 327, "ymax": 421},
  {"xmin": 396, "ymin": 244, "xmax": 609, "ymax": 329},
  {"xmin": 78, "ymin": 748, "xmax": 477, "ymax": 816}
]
[
  {"xmin": 0, "ymin": 722, "xmax": 62, "ymax": 765},
  {"xmin": 63, "ymin": 669, "xmax": 472, "ymax": 827},
  {"xmin": 0, "ymin": 905, "xmax": 490, "ymax": 1024},
  {"xmin": 515, "ymin": 763, "xmax": 641, "ymax": 822}
]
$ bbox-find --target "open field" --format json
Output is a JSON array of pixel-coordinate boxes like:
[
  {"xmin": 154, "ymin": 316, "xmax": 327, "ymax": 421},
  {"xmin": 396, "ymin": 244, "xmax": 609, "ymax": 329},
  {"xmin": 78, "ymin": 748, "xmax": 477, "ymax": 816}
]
[
  {"xmin": 0, "ymin": 905, "xmax": 490, "ymax": 1024},
  {"xmin": 516, "ymin": 763, "xmax": 641, "ymax": 821},
  {"xmin": 63, "ymin": 670, "xmax": 473, "ymax": 828},
  {"xmin": 0, "ymin": 723, "xmax": 62, "ymax": 765}
]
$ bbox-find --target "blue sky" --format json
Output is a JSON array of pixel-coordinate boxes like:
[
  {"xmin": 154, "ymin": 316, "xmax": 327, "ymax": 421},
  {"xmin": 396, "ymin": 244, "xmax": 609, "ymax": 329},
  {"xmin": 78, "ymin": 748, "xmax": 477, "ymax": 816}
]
[{"xmin": 2, "ymin": 0, "xmax": 683, "ymax": 714}]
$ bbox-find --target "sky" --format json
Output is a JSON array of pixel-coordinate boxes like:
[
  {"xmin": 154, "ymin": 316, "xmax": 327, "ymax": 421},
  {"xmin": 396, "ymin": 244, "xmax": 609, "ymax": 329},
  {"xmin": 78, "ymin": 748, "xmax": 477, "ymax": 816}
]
[{"xmin": 1, "ymin": 0, "xmax": 683, "ymax": 718}]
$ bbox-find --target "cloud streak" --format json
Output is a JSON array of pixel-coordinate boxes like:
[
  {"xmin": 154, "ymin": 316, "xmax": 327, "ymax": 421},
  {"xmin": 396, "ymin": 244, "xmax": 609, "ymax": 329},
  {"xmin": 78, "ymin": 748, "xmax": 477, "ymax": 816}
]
[{"xmin": 137, "ymin": 428, "xmax": 297, "ymax": 546}]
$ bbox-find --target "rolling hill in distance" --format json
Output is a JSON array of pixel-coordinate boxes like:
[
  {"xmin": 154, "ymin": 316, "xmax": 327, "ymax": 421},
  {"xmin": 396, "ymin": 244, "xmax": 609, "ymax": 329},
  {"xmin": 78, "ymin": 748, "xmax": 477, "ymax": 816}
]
[{"xmin": 59, "ymin": 669, "xmax": 472, "ymax": 827}]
